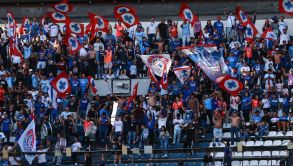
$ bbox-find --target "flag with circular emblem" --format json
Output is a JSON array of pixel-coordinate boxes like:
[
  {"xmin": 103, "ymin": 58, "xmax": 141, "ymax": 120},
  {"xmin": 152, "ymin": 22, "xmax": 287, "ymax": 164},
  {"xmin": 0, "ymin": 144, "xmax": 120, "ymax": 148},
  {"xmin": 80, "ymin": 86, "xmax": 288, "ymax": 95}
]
[
  {"xmin": 178, "ymin": 3, "xmax": 198, "ymax": 26},
  {"xmin": 51, "ymin": 72, "xmax": 71, "ymax": 98},
  {"xmin": 218, "ymin": 75, "xmax": 243, "ymax": 96},
  {"xmin": 47, "ymin": 12, "xmax": 68, "ymax": 23},
  {"xmin": 63, "ymin": 35, "xmax": 82, "ymax": 54},
  {"xmin": 117, "ymin": 12, "xmax": 139, "ymax": 28},
  {"xmin": 279, "ymin": 0, "xmax": 293, "ymax": 16},
  {"xmin": 52, "ymin": 0, "xmax": 73, "ymax": 13},
  {"xmin": 245, "ymin": 21, "xmax": 258, "ymax": 43},
  {"xmin": 114, "ymin": 5, "xmax": 136, "ymax": 19},
  {"xmin": 19, "ymin": 17, "xmax": 30, "ymax": 34},
  {"xmin": 235, "ymin": 6, "xmax": 249, "ymax": 26},
  {"xmin": 65, "ymin": 19, "xmax": 84, "ymax": 36}
]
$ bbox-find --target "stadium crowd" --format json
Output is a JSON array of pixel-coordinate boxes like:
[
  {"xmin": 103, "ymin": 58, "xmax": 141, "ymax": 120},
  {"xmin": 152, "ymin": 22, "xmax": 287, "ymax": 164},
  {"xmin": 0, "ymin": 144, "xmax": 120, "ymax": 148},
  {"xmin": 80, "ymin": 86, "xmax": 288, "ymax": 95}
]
[{"xmin": 0, "ymin": 10, "xmax": 292, "ymax": 165}]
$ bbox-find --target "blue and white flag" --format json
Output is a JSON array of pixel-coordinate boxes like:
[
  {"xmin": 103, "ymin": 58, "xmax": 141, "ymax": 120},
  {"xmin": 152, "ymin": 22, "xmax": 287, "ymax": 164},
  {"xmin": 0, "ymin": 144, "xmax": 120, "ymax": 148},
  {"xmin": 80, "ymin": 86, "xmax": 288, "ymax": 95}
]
[{"xmin": 173, "ymin": 66, "xmax": 192, "ymax": 84}]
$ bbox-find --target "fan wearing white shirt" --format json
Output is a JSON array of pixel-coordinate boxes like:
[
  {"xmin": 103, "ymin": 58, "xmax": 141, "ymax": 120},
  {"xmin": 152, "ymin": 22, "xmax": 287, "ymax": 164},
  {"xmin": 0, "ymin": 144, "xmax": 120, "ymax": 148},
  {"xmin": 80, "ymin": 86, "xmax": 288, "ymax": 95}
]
[
  {"xmin": 280, "ymin": 28, "xmax": 290, "ymax": 45},
  {"xmin": 130, "ymin": 60, "xmax": 137, "ymax": 78},
  {"xmin": 37, "ymin": 145, "xmax": 49, "ymax": 165},
  {"xmin": 225, "ymin": 10, "xmax": 236, "ymax": 41},
  {"xmin": 71, "ymin": 137, "xmax": 82, "ymax": 166},
  {"xmin": 147, "ymin": 17, "xmax": 158, "ymax": 43}
]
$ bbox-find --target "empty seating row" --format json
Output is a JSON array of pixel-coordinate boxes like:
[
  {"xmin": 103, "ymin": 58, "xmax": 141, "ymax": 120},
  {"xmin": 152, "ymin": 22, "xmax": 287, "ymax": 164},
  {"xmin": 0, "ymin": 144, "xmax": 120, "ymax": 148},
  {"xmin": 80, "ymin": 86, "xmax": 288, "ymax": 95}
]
[
  {"xmin": 213, "ymin": 150, "xmax": 289, "ymax": 158},
  {"xmin": 222, "ymin": 131, "xmax": 293, "ymax": 139},
  {"xmin": 215, "ymin": 160, "xmax": 281, "ymax": 166},
  {"xmin": 209, "ymin": 140, "xmax": 290, "ymax": 147}
]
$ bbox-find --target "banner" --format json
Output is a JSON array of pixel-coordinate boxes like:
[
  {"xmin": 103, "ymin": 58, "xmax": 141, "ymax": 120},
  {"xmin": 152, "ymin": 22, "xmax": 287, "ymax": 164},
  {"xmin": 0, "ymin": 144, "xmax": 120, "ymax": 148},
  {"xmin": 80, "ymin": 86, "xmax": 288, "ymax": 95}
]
[
  {"xmin": 173, "ymin": 66, "xmax": 192, "ymax": 84},
  {"xmin": 18, "ymin": 119, "xmax": 36, "ymax": 165},
  {"xmin": 181, "ymin": 46, "xmax": 228, "ymax": 81},
  {"xmin": 140, "ymin": 54, "xmax": 171, "ymax": 77}
]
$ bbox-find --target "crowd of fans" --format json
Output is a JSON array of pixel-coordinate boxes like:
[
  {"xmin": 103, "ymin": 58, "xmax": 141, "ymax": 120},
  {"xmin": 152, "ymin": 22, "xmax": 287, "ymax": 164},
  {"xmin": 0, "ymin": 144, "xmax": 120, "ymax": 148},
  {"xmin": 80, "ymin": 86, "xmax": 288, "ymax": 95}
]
[{"xmin": 0, "ymin": 10, "xmax": 292, "ymax": 165}]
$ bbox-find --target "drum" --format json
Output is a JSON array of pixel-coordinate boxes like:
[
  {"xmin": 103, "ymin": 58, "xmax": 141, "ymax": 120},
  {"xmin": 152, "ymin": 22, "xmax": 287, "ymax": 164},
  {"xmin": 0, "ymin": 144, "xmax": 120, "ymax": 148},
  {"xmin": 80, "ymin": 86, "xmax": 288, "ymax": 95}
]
[{"xmin": 41, "ymin": 122, "xmax": 53, "ymax": 137}]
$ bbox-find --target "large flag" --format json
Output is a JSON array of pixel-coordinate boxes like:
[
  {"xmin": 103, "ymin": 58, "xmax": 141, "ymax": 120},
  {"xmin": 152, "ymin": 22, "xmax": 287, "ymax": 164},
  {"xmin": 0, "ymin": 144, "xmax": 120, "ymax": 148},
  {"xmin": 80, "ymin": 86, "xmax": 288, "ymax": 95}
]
[
  {"xmin": 51, "ymin": 72, "xmax": 71, "ymax": 98},
  {"xmin": 178, "ymin": 3, "xmax": 198, "ymax": 26},
  {"xmin": 9, "ymin": 38, "xmax": 23, "ymax": 59},
  {"xmin": 181, "ymin": 46, "xmax": 228, "ymax": 81},
  {"xmin": 47, "ymin": 12, "xmax": 68, "ymax": 23},
  {"xmin": 279, "ymin": 0, "xmax": 293, "ymax": 16},
  {"xmin": 52, "ymin": 0, "xmax": 73, "ymax": 13},
  {"xmin": 19, "ymin": 17, "xmax": 30, "ymax": 34},
  {"xmin": 65, "ymin": 19, "xmax": 84, "ymax": 36},
  {"xmin": 235, "ymin": 6, "xmax": 249, "ymax": 26},
  {"xmin": 160, "ymin": 64, "xmax": 168, "ymax": 90},
  {"xmin": 18, "ymin": 119, "xmax": 36, "ymax": 165},
  {"xmin": 87, "ymin": 76, "xmax": 97, "ymax": 95},
  {"xmin": 86, "ymin": 13, "xmax": 109, "ymax": 41},
  {"xmin": 245, "ymin": 21, "xmax": 258, "ymax": 43},
  {"xmin": 116, "ymin": 12, "xmax": 139, "ymax": 28},
  {"xmin": 63, "ymin": 35, "xmax": 82, "ymax": 54},
  {"xmin": 261, "ymin": 28, "xmax": 277, "ymax": 40},
  {"xmin": 114, "ymin": 5, "xmax": 136, "ymax": 19},
  {"xmin": 173, "ymin": 66, "xmax": 192, "ymax": 84},
  {"xmin": 218, "ymin": 75, "xmax": 243, "ymax": 96},
  {"xmin": 6, "ymin": 12, "xmax": 17, "ymax": 38}
]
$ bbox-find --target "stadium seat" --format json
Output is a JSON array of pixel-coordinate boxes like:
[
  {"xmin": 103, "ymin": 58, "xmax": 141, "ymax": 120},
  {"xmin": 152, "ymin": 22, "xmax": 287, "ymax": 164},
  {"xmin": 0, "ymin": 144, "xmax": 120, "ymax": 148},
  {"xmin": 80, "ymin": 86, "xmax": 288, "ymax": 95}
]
[
  {"xmin": 215, "ymin": 152, "xmax": 224, "ymax": 158},
  {"xmin": 255, "ymin": 140, "xmax": 264, "ymax": 146},
  {"xmin": 272, "ymin": 151, "xmax": 279, "ymax": 156},
  {"xmin": 276, "ymin": 131, "xmax": 284, "ymax": 137},
  {"xmin": 223, "ymin": 132, "xmax": 231, "ymax": 138},
  {"xmin": 258, "ymin": 160, "xmax": 267, "ymax": 165},
  {"xmin": 252, "ymin": 151, "xmax": 261, "ymax": 156},
  {"xmin": 273, "ymin": 140, "xmax": 282, "ymax": 146},
  {"xmin": 281, "ymin": 140, "xmax": 290, "ymax": 146},
  {"xmin": 268, "ymin": 131, "xmax": 277, "ymax": 137},
  {"xmin": 280, "ymin": 150, "xmax": 288, "ymax": 156},
  {"xmin": 223, "ymin": 123, "xmax": 231, "ymax": 129},
  {"xmin": 242, "ymin": 160, "xmax": 250, "ymax": 166},
  {"xmin": 214, "ymin": 161, "xmax": 222, "ymax": 166},
  {"xmin": 233, "ymin": 152, "xmax": 242, "ymax": 157},
  {"xmin": 263, "ymin": 140, "xmax": 273, "ymax": 146},
  {"xmin": 243, "ymin": 141, "xmax": 254, "ymax": 146},
  {"xmin": 250, "ymin": 160, "xmax": 258, "ymax": 165},
  {"xmin": 261, "ymin": 151, "xmax": 271, "ymax": 157},
  {"xmin": 272, "ymin": 160, "xmax": 280, "ymax": 165},
  {"xmin": 286, "ymin": 131, "xmax": 293, "ymax": 136},
  {"xmin": 232, "ymin": 160, "xmax": 241, "ymax": 165},
  {"xmin": 243, "ymin": 151, "xmax": 252, "ymax": 157},
  {"xmin": 267, "ymin": 160, "xmax": 272, "ymax": 165}
]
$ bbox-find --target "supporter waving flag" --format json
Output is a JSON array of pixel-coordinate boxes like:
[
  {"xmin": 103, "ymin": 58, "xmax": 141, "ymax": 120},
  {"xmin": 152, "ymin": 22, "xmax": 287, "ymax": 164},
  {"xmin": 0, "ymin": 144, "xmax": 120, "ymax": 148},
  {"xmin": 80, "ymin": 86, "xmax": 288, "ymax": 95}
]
[
  {"xmin": 87, "ymin": 76, "xmax": 97, "ymax": 95},
  {"xmin": 178, "ymin": 3, "xmax": 198, "ymax": 26},
  {"xmin": 127, "ymin": 82, "xmax": 139, "ymax": 108},
  {"xmin": 52, "ymin": 0, "xmax": 73, "ymax": 13},
  {"xmin": 47, "ymin": 12, "xmax": 68, "ymax": 23},
  {"xmin": 6, "ymin": 12, "xmax": 17, "ymax": 38},
  {"xmin": 65, "ymin": 19, "xmax": 84, "ymax": 36},
  {"xmin": 261, "ymin": 28, "xmax": 277, "ymax": 40},
  {"xmin": 51, "ymin": 72, "xmax": 71, "ymax": 98},
  {"xmin": 279, "ymin": 0, "xmax": 293, "ymax": 16},
  {"xmin": 63, "ymin": 35, "xmax": 82, "ymax": 54},
  {"xmin": 88, "ymin": 13, "xmax": 109, "ymax": 32},
  {"xmin": 235, "ymin": 6, "xmax": 249, "ymax": 26},
  {"xmin": 173, "ymin": 66, "xmax": 192, "ymax": 84},
  {"xmin": 19, "ymin": 17, "xmax": 30, "ymax": 34},
  {"xmin": 245, "ymin": 21, "xmax": 258, "ymax": 43},
  {"xmin": 9, "ymin": 38, "xmax": 23, "ymax": 60}
]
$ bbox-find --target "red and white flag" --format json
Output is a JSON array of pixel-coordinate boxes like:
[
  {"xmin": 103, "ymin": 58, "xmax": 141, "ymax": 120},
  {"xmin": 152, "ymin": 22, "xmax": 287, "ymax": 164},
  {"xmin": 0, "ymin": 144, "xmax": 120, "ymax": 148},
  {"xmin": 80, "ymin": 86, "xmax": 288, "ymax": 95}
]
[
  {"xmin": 178, "ymin": 3, "xmax": 198, "ymax": 26},
  {"xmin": 19, "ymin": 17, "xmax": 30, "ymax": 34},
  {"xmin": 18, "ymin": 119, "xmax": 36, "ymax": 165},
  {"xmin": 52, "ymin": 0, "xmax": 73, "ymax": 13},
  {"xmin": 235, "ymin": 6, "xmax": 249, "ymax": 26},
  {"xmin": 261, "ymin": 28, "xmax": 277, "ymax": 40},
  {"xmin": 127, "ymin": 82, "xmax": 139, "ymax": 108},
  {"xmin": 47, "ymin": 12, "xmax": 68, "ymax": 23},
  {"xmin": 65, "ymin": 19, "xmax": 84, "ymax": 36},
  {"xmin": 279, "ymin": 0, "xmax": 293, "ymax": 16},
  {"xmin": 63, "ymin": 35, "xmax": 82, "ymax": 54},
  {"xmin": 40, "ymin": 16, "xmax": 47, "ymax": 26},
  {"xmin": 140, "ymin": 54, "xmax": 172, "ymax": 78},
  {"xmin": 218, "ymin": 75, "xmax": 243, "ymax": 96},
  {"xmin": 88, "ymin": 13, "xmax": 109, "ymax": 32},
  {"xmin": 9, "ymin": 38, "xmax": 23, "ymax": 59},
  {"xmin": 173, "ymin": 66, "xmax": 192, "ymax": 84},
  {"xmin": 160, "ymin": 65, "xmax": 168, "ymax": 90},
  {"xmin": 87, "ymin": 76, "xmax": 97, "ymax": 95},
  {"xmin": 117, "ymin": 12, "xmax": 139, "ymax": 28},
  {"xmin": 6, "ymin": 12, "xmax": 17, "ymax": 38},
  {"xmin": 51, "ymin": 72, "xmax": 71, "ymax": 98},
  {"xmin": 114, "ymin": 5, "xmax": 136, "ymax": 19},
  {"xmin": 245, "ymin": 21, "xmax": 258, "ymax": 43}
]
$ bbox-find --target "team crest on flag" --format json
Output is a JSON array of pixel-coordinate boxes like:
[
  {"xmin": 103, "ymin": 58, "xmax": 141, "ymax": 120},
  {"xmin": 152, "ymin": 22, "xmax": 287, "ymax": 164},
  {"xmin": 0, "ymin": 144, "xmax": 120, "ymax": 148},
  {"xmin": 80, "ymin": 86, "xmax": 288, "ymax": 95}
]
[
  {"xmin": 218, "ymin": 75, "xmax": 243, "ymax": 96},
  {"xmin": 18, "ymin": 119, "xmax": 36, "ymax": 165},
  {"xmin": 140, "ymin": 54, "xmax": 171, "ymax": 77},
  {"xmin": 118, "ymin": 12, "xmax": 139, "ymax": 28},
  {"xmin": 178, "ymin": 3, "xmax": 198, "ymax": 26},
  {"xmin": 64, "ymin": 35, "xmax": 82, "ymax": 54},
  {"xmin": 173, "ymin": 66, "xmax": 192, "ymax": 84},
  {"xmin": 47, "ymin": 12, "xmax": 68, "ymax": 23},
  {"xmin": 114, "ymin": 5, "xmax": 136, "ymax": 18},
  {"xmin": 51, "ymin": 72, "xmax": 71, "ymax": 98},
  {"xmin": 52, "ymin": 0, "xmax": 73, "ymax": 13},
  {"xmin": 65, "ymin": 20, "xmax": 84, "ymax": 36},
  {"xmin": 236, "ymin": 6, "xmax": 249, "ymax": 26},
  {"xmin": 245, "ymin": 21, "xmax": 258, "ymax": 43},
  {"xmin": 279, "ymin": 0, "xmax": 293, "ymax": 16},
  {"xmin": 95, "ymin": 16, "xmax": 109, "ymax": 32},
  {"xmin": 19, "ymin": 17, "xmax": 30, "ymax": 34}
]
